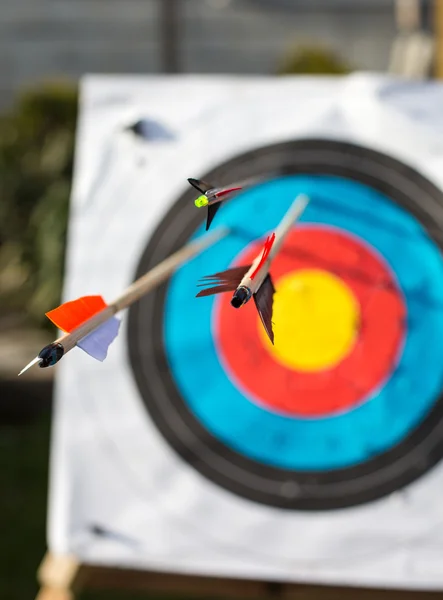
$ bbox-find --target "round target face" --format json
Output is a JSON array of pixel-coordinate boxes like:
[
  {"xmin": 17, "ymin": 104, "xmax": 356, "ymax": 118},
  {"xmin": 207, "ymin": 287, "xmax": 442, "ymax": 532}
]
[{"xmin": 127, "ymin": 139, "xmax": 443, "ymax": 510}]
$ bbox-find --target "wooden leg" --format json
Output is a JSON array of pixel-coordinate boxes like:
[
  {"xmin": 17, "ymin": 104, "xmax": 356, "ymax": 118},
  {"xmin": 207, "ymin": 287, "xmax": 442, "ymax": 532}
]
[
  {"xmin": 35, "ymin": 588, "xmax": 75, "ymax": 600},
  {"xmin": 35, "ymin": 552, "xmax": 82, "ymax": 600},
  {"xmin": 435, "ymin": 0, "xmax": 443, "ymax": 79}
]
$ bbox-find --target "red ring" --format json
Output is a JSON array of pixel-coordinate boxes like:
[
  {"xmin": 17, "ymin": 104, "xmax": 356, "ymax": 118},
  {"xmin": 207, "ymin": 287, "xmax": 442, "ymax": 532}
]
[{"xmin": 214, "ymin": 226, "xmax": 406, "ymax": 417}]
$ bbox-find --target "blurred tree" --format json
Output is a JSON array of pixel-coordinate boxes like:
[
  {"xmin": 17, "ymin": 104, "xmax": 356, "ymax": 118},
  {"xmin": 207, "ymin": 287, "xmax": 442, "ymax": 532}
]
[
  {"xmin": 0, "ymin": 80, "xmax": 78, "ymax": 328},
  {"xmin": 276, "ymin": 44, "xmax": 351, "ymax": 75}
]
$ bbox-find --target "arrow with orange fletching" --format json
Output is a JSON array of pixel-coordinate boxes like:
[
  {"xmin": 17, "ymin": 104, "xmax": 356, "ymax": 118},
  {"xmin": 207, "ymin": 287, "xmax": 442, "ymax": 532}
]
[{"xmin": 18, "ymin": 226, "xmax": 228, "ymax": 375}]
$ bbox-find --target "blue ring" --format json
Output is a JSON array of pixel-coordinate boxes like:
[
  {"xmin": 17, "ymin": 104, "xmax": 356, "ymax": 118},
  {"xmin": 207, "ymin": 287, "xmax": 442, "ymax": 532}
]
[{"xmin": 164, "ymin": 176, "xmax": 443, "ymax": 470}]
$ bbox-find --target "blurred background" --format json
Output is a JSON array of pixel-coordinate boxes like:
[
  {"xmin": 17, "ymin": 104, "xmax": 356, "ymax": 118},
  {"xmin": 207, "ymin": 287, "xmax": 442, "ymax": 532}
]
[{"xmin": 0, "ymin": 0, "xmax": 442, "ymax": 598}]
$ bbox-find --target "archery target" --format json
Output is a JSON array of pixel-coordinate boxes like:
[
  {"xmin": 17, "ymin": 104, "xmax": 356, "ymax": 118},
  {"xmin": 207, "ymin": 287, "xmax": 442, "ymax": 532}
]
[
  {"xmin": 48, "ymin": 75, "xmax": 443, "ymax": 590},
  {"xmin": 128, "ymin": 138, "xmax": 443, "ymax": 511}
]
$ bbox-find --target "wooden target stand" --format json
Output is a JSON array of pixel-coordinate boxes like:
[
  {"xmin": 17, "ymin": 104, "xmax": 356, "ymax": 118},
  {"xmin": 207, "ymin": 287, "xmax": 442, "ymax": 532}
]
[
  {"xmin": 34, "ymin": 551, "xmax": 443, "ymax": 600},
  {"xmin": 388, "ymin": 0, "xmax": 434, "ymax": 78}
]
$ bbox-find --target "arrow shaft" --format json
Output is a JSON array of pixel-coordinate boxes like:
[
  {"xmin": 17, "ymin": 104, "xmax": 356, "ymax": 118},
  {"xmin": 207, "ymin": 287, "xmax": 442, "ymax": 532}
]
[
  {"xmin": 55, "ymin": 226, "xmax": 228, "ymax": 354},
  {"xmin": 240, "ymin": 194, "xmax": 309, "ymax": 292},
  {"xmin": 269, "ymin": 194, "xmax": 309, "ymax": 260}
]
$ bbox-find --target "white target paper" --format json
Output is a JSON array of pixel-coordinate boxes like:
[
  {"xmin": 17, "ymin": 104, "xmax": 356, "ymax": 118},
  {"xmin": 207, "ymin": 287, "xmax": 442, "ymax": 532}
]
[{"xmin": 48, "ymin": 73, "xmax": 443, "ymax": 590}]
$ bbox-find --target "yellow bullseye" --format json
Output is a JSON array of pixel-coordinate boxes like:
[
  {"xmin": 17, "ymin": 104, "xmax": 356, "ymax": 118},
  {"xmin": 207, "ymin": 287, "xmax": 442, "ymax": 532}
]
[{"xmin": 259, "ymin": 269, "xmax": 360, "ymax": 372}]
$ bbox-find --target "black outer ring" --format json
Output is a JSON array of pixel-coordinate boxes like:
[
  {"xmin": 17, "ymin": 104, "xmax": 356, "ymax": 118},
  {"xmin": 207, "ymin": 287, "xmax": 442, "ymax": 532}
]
[{"xmin": 127, "ymin": 139, "xmax": 443, "ymax": 510}]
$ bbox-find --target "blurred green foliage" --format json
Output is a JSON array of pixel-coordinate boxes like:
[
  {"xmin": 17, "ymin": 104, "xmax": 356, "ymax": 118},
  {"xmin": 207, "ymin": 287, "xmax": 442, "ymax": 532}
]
[
  {"xmin": 0, "ymin": 414, "xmax": 50, "ymax": 600},
  {"xmin": 0, "ymin": 80, "xmax": 77, "ymax": 328},
  {"xmin": 277, "ymin": 44, "xmax": 351, "ymax": 75}
]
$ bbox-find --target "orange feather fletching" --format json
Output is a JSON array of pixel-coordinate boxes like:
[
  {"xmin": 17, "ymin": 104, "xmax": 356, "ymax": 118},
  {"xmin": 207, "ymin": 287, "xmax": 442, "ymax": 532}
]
[
  {"xmin": 250, "ymin": 233, "xmax": 276, "ymax": 280},
  {"xmin": 45, "ymin": 295, "xmax": 107, "ymax": 332}
]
